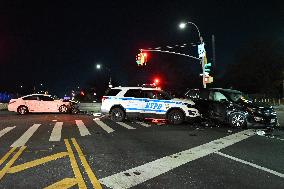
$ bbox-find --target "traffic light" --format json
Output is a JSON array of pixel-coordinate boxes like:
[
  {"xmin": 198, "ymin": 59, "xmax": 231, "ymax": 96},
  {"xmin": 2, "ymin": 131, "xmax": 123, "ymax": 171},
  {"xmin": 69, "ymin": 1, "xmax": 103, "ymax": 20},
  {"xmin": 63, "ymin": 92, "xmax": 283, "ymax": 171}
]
[
  {"xmin": 204, "ymin": 62, "xmax": 212, "ymax": 75},
  {"xmin": 136, "ymin": 52, "xmax": 148, "ymax": 66}
]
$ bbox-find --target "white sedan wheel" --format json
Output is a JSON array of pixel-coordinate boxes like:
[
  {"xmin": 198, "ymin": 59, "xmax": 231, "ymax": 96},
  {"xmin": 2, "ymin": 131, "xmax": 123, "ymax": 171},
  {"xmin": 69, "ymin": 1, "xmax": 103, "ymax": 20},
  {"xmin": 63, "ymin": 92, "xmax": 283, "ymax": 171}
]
[{"xmin": 59, "ymin": 105, "xmax": 68, "ymax": 113}]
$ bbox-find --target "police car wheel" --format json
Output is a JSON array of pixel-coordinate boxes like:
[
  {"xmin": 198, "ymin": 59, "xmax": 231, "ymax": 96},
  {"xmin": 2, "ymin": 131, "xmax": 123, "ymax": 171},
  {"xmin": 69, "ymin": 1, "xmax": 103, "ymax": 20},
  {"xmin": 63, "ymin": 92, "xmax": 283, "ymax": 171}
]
[
  {"xmin": 110, "ymin": 107, "xmax": 125, "ymax": 122},
  {"xmin": 167, "ymin": 109, "xmax": 185, "ymax": 125}
]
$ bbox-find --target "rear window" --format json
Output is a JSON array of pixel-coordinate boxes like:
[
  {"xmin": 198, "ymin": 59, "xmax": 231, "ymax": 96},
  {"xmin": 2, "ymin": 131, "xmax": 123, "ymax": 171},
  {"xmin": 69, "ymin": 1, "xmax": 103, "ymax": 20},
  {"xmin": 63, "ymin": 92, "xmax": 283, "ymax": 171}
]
[
  {"xmin": 124, "ymin": 89, "xmax": 143, "ymax": 98},
  {"xmin": 105, "ymin": 89, "xmax": 121, "ymax": 96}
]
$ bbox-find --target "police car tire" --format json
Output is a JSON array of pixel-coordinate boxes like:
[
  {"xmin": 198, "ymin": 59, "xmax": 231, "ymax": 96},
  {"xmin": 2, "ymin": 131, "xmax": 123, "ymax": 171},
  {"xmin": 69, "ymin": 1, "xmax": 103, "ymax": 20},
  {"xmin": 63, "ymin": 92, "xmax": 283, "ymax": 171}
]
[
  {"xmin": 110, "ymin": 107, "xmax": 125, "ymax": 122},
  {"xmin": 167, "ymin": 109, "xmax": 185, "ymax": 125}
]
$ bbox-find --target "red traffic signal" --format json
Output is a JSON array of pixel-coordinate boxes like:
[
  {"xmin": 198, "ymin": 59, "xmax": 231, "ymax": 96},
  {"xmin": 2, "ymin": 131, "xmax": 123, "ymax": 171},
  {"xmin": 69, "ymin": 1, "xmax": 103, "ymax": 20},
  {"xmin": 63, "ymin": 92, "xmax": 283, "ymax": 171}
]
[{"xmin": 136, "ymin": 52, "xmax": 148, "ymax": 66}]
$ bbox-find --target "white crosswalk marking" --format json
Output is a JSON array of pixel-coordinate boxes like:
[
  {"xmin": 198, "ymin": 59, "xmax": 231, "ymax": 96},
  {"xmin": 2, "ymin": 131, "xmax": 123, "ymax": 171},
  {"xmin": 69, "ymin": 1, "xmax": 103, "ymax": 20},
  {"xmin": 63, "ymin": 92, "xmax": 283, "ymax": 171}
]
[
  {"xmin": 116, "ymin": 122, "xmax": 136, "ymax": 129},
  {"xmin": 94, "ymin": 120, "xmax": 115, "ymax": 133},
  {"xmin": 11, "ymin": 124, "xmax": 41, "ymax": 147},
  {"xmin": 136, "ymin": 121, "xmax": 151, "ymax": 127},
  {"xmin": 0, "ymin": 126, "xmax": 16, "ymax": 138},
  {"xmin": 49, "ymin": 122, "xmax": 63, "ymax": 141},
  {"xmin": 75, "ymin": 120, "xmax": 91, "ymax": 136},
  {"xmin": 99, "ymin": 129, "xmax": 256, "ymax": 188}
]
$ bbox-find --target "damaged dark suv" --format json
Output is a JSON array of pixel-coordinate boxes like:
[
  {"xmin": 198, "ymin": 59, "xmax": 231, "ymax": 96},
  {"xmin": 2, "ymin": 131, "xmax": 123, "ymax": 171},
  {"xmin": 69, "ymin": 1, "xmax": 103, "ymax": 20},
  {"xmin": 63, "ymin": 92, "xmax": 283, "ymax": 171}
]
[{"xmin": 184, "ymin": 88, "xmax": 278, "ymax": 128}]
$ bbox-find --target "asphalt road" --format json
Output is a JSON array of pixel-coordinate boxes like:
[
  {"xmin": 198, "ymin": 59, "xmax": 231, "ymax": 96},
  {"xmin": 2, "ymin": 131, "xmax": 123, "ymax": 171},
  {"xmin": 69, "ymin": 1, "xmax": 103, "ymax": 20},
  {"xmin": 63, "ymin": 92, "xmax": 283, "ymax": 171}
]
[{"xmin": 0, "ymin": 112, "xmax": 283, "ymax": 189}]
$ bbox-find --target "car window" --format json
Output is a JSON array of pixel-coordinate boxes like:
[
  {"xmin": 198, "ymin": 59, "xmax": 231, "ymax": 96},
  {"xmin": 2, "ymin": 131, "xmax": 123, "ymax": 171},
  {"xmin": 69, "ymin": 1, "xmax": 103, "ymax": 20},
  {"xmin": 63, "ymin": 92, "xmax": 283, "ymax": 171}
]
[
  {"xmin": 124, "ymin": 89, "xmax": 143, "ymax": 98},
  {"xmin": 213, "ymin": 92, "xmax": 228, "ymax": 102},
  {"xmin": 185, "ymin": 90, "xmax": 200, "ymax": 99},
  {"xmin": 23, "ymin": 95, "xmax": 39, "ymax": 100},
  {"xmin": 199, "ymin": 90, "xmax": 209, "ymax": 100},
  {"xmin": 105, "ymin": 89, "xmax": 121, "ymax": 96},
  {"xmin": 143, "ymin": 90, "xmax": 171, "ymax": 100},
  {"xmin": 39, "ymin": 96, "xmax": 54, "ymax": 101}
]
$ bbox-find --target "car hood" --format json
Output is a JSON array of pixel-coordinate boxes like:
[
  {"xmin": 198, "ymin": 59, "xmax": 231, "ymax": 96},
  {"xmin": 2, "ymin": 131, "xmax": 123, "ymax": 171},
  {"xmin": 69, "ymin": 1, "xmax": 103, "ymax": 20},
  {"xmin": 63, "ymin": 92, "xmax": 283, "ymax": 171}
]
[
  {"xmin": 237, "ymin": 99, "xmax": 273, "ymax": 110},
  {"xmin": 172, "ymin": 98, "xmax": 195, "ymax": 105}
]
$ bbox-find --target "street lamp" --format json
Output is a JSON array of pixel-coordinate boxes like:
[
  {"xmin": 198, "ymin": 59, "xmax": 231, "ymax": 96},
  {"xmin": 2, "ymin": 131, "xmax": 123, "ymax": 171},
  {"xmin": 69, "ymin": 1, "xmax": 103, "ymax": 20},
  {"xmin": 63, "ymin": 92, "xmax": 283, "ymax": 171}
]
[
  {"xmin": 178, "ymin": 21, "xmax": 203, "ymax": 43},
  {"xmin": 95, "ymin": 63, "xmax": 112, "ymax": 88},
  {"xmin": 178, "ymin": 21, "xmax": 206, "ymax": 88}
]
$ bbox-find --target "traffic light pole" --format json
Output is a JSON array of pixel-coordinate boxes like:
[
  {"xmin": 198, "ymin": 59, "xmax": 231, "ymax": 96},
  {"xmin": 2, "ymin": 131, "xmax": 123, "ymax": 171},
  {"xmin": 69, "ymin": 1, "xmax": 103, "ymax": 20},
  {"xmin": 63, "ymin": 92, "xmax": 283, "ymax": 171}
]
[{"xmin": 202, "ymin": 56, "xmax": 206, "ymax": 88}]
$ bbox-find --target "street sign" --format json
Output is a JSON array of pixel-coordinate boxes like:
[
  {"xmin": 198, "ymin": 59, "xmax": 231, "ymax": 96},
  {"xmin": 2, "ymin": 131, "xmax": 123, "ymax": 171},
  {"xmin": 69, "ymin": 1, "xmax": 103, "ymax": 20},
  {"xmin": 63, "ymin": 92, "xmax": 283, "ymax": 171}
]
[
  {"xmin": 204, "ymin": 76, "xmax": 214, "ymax": 84},
  {"xmin": 198, "ymin": 43, "xmax": 205, "ymax": 58}
]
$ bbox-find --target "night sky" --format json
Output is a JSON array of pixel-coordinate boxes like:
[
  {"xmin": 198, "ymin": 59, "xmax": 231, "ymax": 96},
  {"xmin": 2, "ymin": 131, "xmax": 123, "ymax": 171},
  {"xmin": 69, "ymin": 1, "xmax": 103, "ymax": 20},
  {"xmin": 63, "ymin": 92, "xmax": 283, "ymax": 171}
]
[{"xmin": 0, "ymin": 0, "xmax": 283, "ymax": 97}]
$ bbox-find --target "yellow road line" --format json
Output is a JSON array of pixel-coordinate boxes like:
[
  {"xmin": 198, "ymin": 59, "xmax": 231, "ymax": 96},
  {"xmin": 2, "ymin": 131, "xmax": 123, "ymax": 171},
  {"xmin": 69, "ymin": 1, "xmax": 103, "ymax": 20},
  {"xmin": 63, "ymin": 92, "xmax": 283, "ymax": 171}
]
[
  {"xmin": 64, "ymin": 139, "xmax": 87, "ymax": 189},
  {"xmin": 44, "ymin": 178, "xmax": 77, "ymax": 189},
  {"xmin": 0, "ymin": 147, "xmax": 17, "ymax": 166},
  {"xmin": 71, "ymin": 138, "xmax": 102, "ymax": 189},
  {"xmin": 0, "ymin": 146, "xmax": 26, "ymax": 180},
  {"xmin": 8, "ymin": 152, "xmax": 68, "ymax": 174}
]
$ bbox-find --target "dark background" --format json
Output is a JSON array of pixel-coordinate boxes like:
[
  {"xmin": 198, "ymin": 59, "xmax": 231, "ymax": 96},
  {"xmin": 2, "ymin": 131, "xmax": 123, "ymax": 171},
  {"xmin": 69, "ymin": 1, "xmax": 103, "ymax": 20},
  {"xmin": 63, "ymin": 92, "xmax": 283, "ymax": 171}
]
[{"xmin": 0, "ymin": 0, "xmax": 283, "ymax": 98}]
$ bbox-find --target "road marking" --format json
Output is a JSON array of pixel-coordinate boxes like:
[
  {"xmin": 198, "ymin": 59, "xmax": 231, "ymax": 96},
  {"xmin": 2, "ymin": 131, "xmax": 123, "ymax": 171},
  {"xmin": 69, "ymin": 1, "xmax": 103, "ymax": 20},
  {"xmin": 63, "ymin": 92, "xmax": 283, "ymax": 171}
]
[
  {"xmin": 49, "ymin": 122, "xmax": 63, "ymax": 141},
  {"xmin": 0, "ymin": 147, "xmax": 17, "ymax": 166},
  {"xmin": 215, "ymin": 151, "xmax": 284, "ymax": 178},
  {"xmin": 72, "ymin": 138, "xmax": 102, "ymax": 189},
  {"xmin": 136, "ymin": 121, "xmax": 151, "ymax": 127},
  {"xmin": 99, "ymin": 129, "xmax": 255, "ymax": 189},
  {"xmin": 0, "ymin": 126, "xmax": 16, "ymax": 138},
  {"xmin": 64, "ymin": 139, "xmax": 87, "ymax": 189},
  {"xmin": 8, "ymin": 152, "xmax": 68, "ymax": 174},
  {"xmin": 11, "ymin": 124, "xmax": 41, "ymax": 147},
  {"xmin": 44, "ymin": 178, "xmax": 77, "ymax": 189},
  {"xmin": 116, "ymin": 122, "xmax": 136, "ymax": 130},
  {"xmin": 0, "ymin": 146, "xmax": 26, "ymax": 180},
  {"xmin": 94, "ymin": 120, "xmax": 115, "ymax": 133},
  {"xmin": 75, "ymin": 120, "xmax": 91, "ymax": 136}
]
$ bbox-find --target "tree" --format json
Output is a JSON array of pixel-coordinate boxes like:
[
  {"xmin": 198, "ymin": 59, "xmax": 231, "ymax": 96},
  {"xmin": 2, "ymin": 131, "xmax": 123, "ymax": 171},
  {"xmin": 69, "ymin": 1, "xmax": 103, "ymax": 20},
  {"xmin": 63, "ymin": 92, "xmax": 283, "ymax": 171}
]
[{"xmin": 223, "ymin": 38, "xmax": 284, "ymax": 97}]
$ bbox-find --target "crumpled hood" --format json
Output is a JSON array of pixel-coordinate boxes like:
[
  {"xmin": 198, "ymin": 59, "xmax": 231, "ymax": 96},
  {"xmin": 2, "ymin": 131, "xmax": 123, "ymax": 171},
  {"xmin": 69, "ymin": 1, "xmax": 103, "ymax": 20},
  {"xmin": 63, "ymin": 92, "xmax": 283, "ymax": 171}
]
[{"xmin": 172, "ymin": 98, "xmax": 195, "ymax": 105}]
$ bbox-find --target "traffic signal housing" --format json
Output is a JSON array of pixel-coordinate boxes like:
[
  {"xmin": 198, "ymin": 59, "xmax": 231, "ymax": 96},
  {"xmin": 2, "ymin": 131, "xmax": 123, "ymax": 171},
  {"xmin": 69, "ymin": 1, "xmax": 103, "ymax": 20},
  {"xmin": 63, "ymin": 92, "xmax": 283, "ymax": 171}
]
[
  {"xmin": 204, "ymin": 62, "xmax": 212, "ymax": 75},
  {"xmin": 136, "ymin": 52, "xmax": 148, "ymax": 66}
]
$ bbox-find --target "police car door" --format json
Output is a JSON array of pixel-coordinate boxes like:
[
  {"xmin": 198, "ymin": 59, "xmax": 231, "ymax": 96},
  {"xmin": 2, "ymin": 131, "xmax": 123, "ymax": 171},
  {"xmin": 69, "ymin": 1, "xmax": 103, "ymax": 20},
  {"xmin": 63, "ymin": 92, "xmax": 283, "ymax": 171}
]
[
  {"xmin": 141, "ymin": 90, "xmax": 165, "ymax": 116},
  {"xmin": 123, "ymin": 89, "xmax": 144, "ymax": 114}
]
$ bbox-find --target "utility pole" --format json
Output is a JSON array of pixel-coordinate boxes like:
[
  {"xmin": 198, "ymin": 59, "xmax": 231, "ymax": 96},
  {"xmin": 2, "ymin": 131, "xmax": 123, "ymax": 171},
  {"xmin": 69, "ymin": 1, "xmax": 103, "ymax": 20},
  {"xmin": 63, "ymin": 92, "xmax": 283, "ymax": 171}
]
[{"xmin": 212, "ymin": 34, "xmax": 216, "ymax": 68}]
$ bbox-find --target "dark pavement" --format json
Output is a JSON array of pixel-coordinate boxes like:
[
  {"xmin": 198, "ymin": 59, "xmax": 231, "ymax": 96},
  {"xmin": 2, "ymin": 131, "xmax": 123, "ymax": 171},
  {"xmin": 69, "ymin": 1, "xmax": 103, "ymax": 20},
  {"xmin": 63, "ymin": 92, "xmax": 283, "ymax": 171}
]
[{"xmin": 0, "ymin": 112, "xmax": 283, "ymax": 188}]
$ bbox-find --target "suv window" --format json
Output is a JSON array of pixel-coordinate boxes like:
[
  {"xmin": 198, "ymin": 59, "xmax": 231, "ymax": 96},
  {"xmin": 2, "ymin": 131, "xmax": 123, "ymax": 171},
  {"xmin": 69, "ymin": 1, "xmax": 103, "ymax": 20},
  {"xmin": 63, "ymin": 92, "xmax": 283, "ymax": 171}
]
[
  {"xmin": 23, "ymin": 95, "xmax": 39, "ymax": 100},
  {"xmin": 124, "ymin": 89, "xmax": 143, "ymax": 98},
  {"xmin": 199, "ymin": 90, "xmax": 209, "ymax": 100},
  {"xmin": 39, "ymin": 96, "xmax": 54, "ymax": 101},
  {"xmin": 185, "ymin": 90, "xmax": 200, "ymax": 99},
  {"xmin": 211, "ymin": 91, "xmax": 228, "ymax": 102},
  {"xmin": 105, "ymin": 89, "xmax": 121, "ymax": 96},
  {"xmin": 143, "ymin": 90, "xmax": 171, "ymax": 100}
]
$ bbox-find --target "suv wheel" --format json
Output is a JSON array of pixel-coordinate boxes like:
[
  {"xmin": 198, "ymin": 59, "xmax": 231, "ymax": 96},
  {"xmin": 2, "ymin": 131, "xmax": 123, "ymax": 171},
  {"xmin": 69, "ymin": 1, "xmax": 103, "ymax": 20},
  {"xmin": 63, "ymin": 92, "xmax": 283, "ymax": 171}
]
[
  {"xmin": 17, "ymin": 106, "xmax": 28, "ymax": 115},
  {"xmin": 167, "ymin": 109, "xmax": 185, "ymax": 125},
  {"xmin": 110, "ymin": 107, "xmax": 125, "ymax": 122},
  {"xmin": 229, "ymin": 112, "xmax": 246, "ymax": 128}
]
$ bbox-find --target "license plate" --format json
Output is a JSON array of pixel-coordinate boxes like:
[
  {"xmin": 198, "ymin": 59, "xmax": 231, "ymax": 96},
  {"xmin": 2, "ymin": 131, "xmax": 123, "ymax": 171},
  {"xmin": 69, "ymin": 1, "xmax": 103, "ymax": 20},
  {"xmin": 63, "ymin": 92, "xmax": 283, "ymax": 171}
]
[{"xmin": 270, "ymin": 119, "xmax": 275, "ymax": 123}]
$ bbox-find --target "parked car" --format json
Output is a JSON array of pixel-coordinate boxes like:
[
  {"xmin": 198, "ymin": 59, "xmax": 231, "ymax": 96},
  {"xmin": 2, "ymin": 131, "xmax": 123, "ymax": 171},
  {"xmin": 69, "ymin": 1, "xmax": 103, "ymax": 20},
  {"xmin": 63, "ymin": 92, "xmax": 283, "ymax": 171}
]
[
  {"xmin": 101, "ymin": 87, "xmax": 200, "ymax": 124},
  {"xmin": 184, "ymin": 88, "xmax": 278, "ymax": 128},
  {"xmin": 8, "ymin": 94, "xmax": 71, "ymax": 115}
]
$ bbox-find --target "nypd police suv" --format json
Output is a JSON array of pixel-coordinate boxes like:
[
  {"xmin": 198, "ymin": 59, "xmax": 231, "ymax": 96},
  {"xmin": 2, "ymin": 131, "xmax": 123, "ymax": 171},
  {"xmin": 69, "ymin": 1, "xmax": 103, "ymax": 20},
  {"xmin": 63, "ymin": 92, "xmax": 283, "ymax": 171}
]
[{"xmin": 101, "ymin": 87, "xmax": 200, "ymax": 124}]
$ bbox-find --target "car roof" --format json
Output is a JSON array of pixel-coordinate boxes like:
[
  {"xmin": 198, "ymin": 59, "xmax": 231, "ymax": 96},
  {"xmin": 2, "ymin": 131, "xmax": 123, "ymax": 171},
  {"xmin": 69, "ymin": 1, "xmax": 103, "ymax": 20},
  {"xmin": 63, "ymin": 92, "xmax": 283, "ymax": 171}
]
[
  {"xmin": 188, "ymin": 88, "xmax": 242, "ymax": 94},
  {"xmin": 21, "ymin": 94, "xmax": 52, "ymax": 98},
  {"xmin": 111, "ymin": 87, "xmax": 161, "ymax": 90}
]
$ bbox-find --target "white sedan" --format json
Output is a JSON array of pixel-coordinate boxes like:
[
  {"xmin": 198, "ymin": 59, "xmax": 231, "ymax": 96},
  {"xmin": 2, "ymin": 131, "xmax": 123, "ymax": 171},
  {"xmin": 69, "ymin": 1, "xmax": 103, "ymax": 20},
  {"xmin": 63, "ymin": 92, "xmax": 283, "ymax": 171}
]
[{"xmin": 8, "ymin": 94, "xmax": 71, "ymax": 115}]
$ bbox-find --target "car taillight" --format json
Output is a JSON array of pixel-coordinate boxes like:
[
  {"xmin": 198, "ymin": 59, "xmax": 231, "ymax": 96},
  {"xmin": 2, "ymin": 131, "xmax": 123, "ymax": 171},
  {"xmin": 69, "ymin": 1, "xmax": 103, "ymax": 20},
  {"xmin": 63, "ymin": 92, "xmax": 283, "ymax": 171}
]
[{"xmin": 101, "ymin": 96, "xmax": 109, "ymax": 102}]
